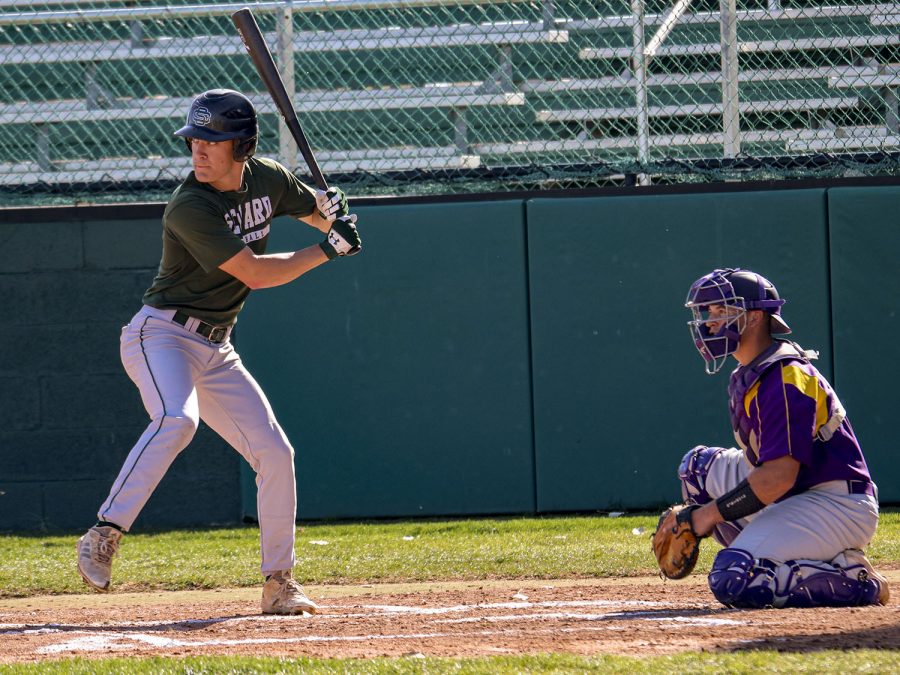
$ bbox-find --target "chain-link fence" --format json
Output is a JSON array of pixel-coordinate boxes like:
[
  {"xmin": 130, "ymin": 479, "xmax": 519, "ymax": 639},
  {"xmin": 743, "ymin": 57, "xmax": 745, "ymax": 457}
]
[{"xmin": 1, "ymin": 0, "xmax": 898, "ymax": 205}]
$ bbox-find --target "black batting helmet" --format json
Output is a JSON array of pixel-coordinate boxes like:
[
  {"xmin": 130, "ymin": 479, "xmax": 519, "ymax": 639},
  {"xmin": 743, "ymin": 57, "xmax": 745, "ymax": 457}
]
[{"xmin": 174, "ymin": 89, "xmax": 258, "ymax": 162}]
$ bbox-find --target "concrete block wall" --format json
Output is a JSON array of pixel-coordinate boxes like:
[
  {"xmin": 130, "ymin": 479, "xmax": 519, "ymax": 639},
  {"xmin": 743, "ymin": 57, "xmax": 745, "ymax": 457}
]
[{"xmin": 0, "ymin": 208, "xmax": 241, "ymax": 532}]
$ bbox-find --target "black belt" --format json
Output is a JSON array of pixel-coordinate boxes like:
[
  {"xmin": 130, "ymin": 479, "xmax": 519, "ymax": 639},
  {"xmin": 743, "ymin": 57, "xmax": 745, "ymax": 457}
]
[
  {"xmin": 847, "ymin": 480, "xmax": 876, "ymax": 497},
  {"xmin": 172, "ymin": 310, "xmax": 231, "ymax": 344}
]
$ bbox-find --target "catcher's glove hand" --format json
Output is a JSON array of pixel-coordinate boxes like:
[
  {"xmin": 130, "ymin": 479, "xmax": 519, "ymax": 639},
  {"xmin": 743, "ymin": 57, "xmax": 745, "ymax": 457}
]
[{"xmin": 651, "ymin": 503, "xmax": 704, "ymax": 580}]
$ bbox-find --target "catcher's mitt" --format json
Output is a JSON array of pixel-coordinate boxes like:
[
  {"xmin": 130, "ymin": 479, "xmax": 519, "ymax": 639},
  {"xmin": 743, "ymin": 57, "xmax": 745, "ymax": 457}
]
[{"xmin": 651, "ymin": 503, "xmax": 703, "ymax": 580}]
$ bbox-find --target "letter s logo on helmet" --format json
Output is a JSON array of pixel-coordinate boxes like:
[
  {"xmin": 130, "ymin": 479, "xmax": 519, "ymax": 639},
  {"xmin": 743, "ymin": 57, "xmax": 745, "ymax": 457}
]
[
  {"xmin": 191, "ymin": 106, "xmax": 213, "ymax": 127},
  {"xmin": 174, "ymin": 89, "xmax": 258, "ymax": 162},
  {"xmin": 685, "ymin": 268, "xmax": 791, "ymax": 374}
]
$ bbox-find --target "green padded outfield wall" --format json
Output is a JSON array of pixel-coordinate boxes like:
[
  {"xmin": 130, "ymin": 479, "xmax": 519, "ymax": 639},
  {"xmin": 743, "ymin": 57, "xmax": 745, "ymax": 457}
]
[
  {"xmin": 236, "ymin": 201, "xmax": 535, "ymax": 520},
  {"xmin": 828, "ymin": 186, "xmax": 900, "ymax": 503},
  {"xmin": 4, "ymin": 184, "xmax": 896, "ymax": 532},
  {"xmin": 526, "ymin": 189, "xmax": 832, "ymax": 512}
]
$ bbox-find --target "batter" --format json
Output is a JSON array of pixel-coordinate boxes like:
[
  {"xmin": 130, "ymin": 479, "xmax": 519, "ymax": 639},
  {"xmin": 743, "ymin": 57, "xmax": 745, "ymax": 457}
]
[
  {"xmin": 678, "ymin": 268, "xmax": 888, "ymax": 608},
  {"xmin": 76, "ymin": 89, "xmax": 361, "ymax": 615}
]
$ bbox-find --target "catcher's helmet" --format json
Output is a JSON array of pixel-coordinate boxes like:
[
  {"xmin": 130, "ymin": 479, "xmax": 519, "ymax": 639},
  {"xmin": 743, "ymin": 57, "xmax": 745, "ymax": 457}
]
[
  {"xmin": 685, "ymin": 268, "xmax": 790, "ymax": 374},
  {"xmin": 174, "ymin": 89, "xmax": 258, "ymax": 162}
]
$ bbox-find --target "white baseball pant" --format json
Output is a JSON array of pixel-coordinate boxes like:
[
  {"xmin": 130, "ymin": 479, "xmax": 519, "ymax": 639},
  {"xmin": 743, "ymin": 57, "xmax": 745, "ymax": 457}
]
[
  {"xmin": 98, "ymin": 304, "xmax": 297, "ymax": 575},
  {"xmin": 703, "ymin": 448, "xmax": 878, "ymax": 562}
]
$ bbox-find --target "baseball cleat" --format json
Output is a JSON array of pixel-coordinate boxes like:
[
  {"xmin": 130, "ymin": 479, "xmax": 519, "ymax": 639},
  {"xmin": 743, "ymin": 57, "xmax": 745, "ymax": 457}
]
[
  {"xmin": 261, "ymin": 570, "xmax": 319, "ymax": 615},
  {"xmin": 840, "ymin": 548, "xmax": 890, "ymax": 605},
  {"xmin": 76, "ymin": 525, "xmax": 123, "ymax": 592}
]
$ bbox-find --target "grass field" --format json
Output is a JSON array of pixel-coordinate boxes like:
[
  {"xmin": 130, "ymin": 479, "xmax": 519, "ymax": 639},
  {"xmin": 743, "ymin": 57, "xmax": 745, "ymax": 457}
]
[
  {"xmin": 1, "ymin": 510, "xmax": 898, "ymax": 673},
  {"xmin": 3, "ymin": 651, "xmax": 900, "ymax": 674},
  {"xmin": 2, "ymin": 511, "xmax": 898, "ymax": 597}
]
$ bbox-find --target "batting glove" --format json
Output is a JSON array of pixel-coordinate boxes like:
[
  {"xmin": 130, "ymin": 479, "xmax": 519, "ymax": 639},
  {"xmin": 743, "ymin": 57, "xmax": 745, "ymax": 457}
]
[
  {"xmin": 315, "ymin": 186, "xmax": 349, "ymax": 222},
  {"xmin": 319, "ymin": 214, "xmax": 361, "ymax": 260}
]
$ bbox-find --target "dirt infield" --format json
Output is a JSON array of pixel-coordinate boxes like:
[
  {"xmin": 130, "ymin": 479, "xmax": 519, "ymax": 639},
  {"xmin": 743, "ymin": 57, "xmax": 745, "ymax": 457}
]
[{"xmin": 1, "ymin": 574, "xmax": 898, "ymax": 664}]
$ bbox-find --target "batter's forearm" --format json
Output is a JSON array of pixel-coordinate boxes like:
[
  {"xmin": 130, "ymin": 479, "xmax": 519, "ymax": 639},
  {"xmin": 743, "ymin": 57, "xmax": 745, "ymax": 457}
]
[
  {"xmin": 220, "ymin": 245, "xmax": 329, "ymax": 289},
  {"xmin": 298, "ymin": 211, "xmax": 332, "ymax": 233},
  {"xmin": 249, "ymin": 247, "xmax": 330, "ymax": 288}
]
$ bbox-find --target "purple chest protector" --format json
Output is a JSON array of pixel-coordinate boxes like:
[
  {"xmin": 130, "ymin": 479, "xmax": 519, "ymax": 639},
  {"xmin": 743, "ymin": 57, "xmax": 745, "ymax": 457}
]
[{"xmin": 727, "ymin": 340, "xmax": 815, "ymax": 460}]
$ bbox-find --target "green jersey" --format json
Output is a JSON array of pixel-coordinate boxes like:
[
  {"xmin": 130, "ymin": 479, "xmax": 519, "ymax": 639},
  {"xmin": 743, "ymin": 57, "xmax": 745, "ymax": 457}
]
[{"xmin": 143, "ymin": 157, "xmax": 316, "ymax": 325}]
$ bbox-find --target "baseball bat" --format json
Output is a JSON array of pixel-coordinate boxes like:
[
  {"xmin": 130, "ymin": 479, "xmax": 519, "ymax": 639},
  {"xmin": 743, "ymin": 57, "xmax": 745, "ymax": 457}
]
[{"xmin": 231, "ymin": 7, "xmax": 328, "ymax": 190}]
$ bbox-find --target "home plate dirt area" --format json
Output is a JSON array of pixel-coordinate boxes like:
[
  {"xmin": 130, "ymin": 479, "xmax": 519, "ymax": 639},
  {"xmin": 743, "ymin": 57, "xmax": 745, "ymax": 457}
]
[{"xmin": 1, "ymin": 575, "xmax": 897, "ymax": 663}]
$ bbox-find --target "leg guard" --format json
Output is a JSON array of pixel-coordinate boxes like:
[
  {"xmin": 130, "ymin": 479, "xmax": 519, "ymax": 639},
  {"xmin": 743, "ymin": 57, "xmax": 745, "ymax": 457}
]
[
  {"xmin": 782, "ymin": 557, "xmax": 884, "ymax": 608},
  {"xmin": 708, "ymin": 548, "xmax": 778, "ymax": 608},
  {"xmin": 709, "ymin": 548, "xmax": 885, "ymax": 609},
  {"xmin": 678, "ymin": 445, "xmax": 742, "ymax": 547}
]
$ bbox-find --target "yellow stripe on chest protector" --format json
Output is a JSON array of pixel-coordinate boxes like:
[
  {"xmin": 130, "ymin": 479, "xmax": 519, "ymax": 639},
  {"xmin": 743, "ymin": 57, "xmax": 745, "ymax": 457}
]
[
  {"xmin": 743, "ymin": 365, "xmax": 829, "ymax": 433},
  {"xmin": 780, "ymin": 364, "xmax": 830, "ymax": 432},
  {"xmin": 744, "ymin": 380, "xmax": 761, "ymax": 417}
]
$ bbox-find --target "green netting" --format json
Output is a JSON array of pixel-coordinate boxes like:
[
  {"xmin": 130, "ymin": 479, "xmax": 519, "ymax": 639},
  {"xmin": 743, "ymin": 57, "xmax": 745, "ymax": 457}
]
[{"xmin": 0, "ymin": 0, "xmax": 897, "ymax": 205}]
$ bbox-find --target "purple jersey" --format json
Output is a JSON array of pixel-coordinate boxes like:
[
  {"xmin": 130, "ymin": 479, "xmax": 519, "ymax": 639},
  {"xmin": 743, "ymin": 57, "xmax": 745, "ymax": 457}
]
[{"xmin": 728, "ymin": 340, "xmax": 872, "ymax": 499}]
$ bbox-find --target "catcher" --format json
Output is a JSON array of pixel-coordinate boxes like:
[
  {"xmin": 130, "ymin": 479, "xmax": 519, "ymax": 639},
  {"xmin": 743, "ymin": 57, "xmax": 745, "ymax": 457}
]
[{"xmin": 652, "ymin": 268, "xmax": 888, "ymax": 608}]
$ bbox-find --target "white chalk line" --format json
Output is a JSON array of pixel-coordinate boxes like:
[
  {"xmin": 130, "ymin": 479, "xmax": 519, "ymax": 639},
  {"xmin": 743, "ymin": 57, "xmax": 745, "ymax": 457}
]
[
  {"xmin": 0, "ymin": 613, "xmax": 319, "ymax": 635},
  {"xmin": 38, "ymin": 630, "xmax": 463, "ymax": 654},
  {"xmin": 2, "ymin": 597, "xmax": 705, "ymax": 634},
  {"xmin": 433, "ymin": 612, "xmax": 742, "ymax": 626},
  {"xmin": 20, "ymin": 597, "xmax": 736, "ymax": 655},
  {"xmin": 9, "ymin": 610, "xmax": 731, "ymax": 637},
  {"xmin": 354, "ymin": 598, "xmax": 690, "ymax": 615},
  {"xmin": 36, "ymin": 617, "xmax": 741, "ymax": 655}
]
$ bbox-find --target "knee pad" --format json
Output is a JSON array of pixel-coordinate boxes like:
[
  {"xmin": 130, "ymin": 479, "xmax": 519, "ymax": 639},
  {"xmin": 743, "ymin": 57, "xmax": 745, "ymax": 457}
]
[
  {"xmin": 708, "ymin": 548, "xmax": 777, "ymax": 608},
  {"xmin": 678, "ymin": 445, "xmax": 742, "ymax": 546},
  {"xmin": 678, "ymin": 445, "xmax": 726, "ymax": 504}
]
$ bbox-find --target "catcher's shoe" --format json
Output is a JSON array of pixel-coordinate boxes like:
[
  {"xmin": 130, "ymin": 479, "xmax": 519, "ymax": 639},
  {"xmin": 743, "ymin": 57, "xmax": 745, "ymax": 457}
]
[
  {"xmin": 840, "ymin": 549, "xmax": 890, "ymax": 605},
  {"xmin": 76, "ymin": 525, "xmax": 123, "ymax": 592},
  {"xmin": 261, "ymin": 570, "xmax": 319, "ymax": 615}
]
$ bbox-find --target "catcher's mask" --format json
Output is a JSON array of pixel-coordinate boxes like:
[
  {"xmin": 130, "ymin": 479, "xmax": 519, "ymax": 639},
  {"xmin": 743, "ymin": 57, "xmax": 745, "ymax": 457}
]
[
  {"xmin": 685, "ymin": 268, "xmax": 790, "ymax": 374},
  {"xmin": 174, "ymin": 89, "xmax": 258, "ymax": 162}
]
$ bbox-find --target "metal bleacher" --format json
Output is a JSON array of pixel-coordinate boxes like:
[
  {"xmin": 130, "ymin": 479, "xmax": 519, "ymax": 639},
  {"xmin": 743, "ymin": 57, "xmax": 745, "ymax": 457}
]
[
  {"xmin": 0, "ymin": 86, "xmax": 526, "ymax": 124},
  {"xmin": 536, "ymin": 96, "xmax": 862, "ymax": 123},
  {"xmin": 0, "ymin": 0, "xmax": 897, "ymax": 193},
  {"xmin": 0, "ymin": 1, "xmax": 564, "ymax": 186},
  {"xmin": 0, "ymin": 22, "xmax": 568, "ymax": 65},
  {"xmin": 539, "ymin": 1, "xmax": 900, "ymax": 166},
  {"xmin": 530, "ymin": 64, "xmax": 899, "ymax": 152}
]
